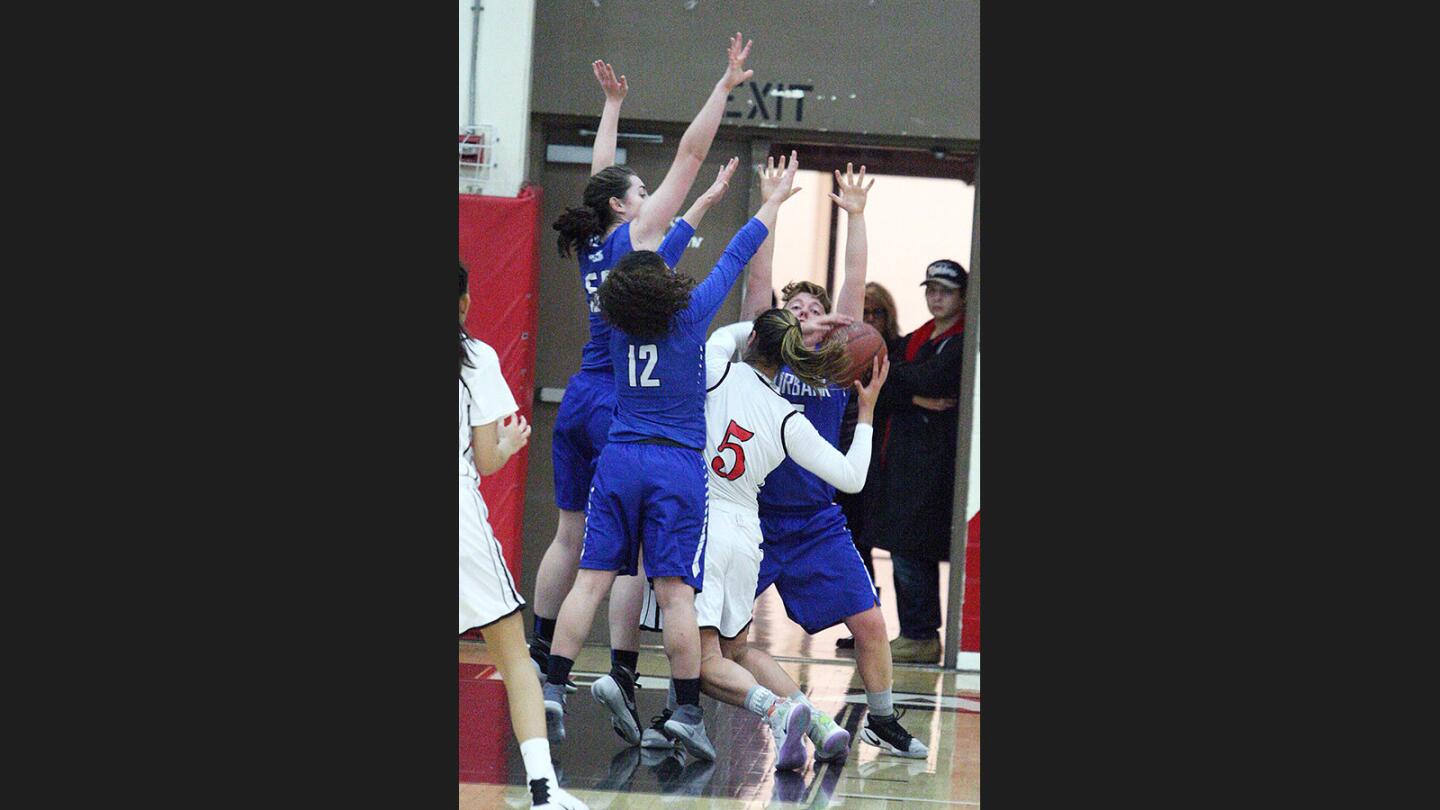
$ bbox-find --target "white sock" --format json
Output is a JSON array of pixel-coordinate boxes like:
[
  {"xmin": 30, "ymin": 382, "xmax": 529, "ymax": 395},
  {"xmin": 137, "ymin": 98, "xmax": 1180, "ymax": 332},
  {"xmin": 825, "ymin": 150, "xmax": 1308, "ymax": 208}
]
[
  {"xmin": 867, "ymin": 689, "xmax": 894, "ymax": 719},
  {"xmin": 744, "ymin": 685, "xmax": 781, "ymax": 721},
  {"xmin": 519, "ymin": 737, "xmax": 557, "ymax": 786}
]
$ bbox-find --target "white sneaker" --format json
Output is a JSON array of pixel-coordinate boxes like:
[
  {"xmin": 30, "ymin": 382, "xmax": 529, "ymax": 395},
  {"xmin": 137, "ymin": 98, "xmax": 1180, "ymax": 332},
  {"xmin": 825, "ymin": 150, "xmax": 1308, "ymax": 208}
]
[
  {"xmin": 770, "ymin": 700, "xmax": 811, "ymax": 772},
  {"xmin": 807, "ymin": 709, "xmax": 852, "ymax": 763}
]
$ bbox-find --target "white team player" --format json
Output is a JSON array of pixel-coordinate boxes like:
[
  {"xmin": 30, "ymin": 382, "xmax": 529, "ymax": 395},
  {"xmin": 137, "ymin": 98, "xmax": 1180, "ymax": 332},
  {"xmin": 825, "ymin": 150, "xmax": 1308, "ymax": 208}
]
[
  {"xmin": 605, "ymin": 306, "xmax": 889, "ymax": 771},
  {"xmin": 459, "ymin": 264, "xmax": 587, "ymax": 810}
]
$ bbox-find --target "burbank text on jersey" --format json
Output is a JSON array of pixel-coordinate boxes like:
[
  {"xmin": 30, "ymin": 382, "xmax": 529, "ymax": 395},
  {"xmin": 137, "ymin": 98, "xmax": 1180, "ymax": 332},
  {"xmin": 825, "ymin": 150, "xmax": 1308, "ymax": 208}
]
[{"xmin": 775, "ymin": 370, "xmax": 834, "ymax": 398}]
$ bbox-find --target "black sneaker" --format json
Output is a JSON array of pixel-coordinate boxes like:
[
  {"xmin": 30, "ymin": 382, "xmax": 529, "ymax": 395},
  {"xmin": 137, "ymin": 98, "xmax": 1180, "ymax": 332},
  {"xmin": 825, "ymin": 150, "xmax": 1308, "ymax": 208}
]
[
  {"xmin": 641, "ymin": 709, "xmax": 676, "ymax": 749},
  {"xmin": 591, "ymin": 669, "xmax": 642, "ymax": 746},
  {"xmin": 860, "ymin": 707, "xmax": 929, "ymax": 759},
  {"xmin": 530, "ymin": 647, "xmax": 578, "ymax": 693}
]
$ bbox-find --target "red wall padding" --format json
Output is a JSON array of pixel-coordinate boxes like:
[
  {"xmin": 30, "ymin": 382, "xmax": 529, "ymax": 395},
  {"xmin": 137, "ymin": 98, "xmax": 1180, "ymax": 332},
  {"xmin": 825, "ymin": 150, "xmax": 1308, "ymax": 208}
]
[
  {"xmin": 960, "ymin": 510, "xmax": 980, "ymax": 652},
  {"xmin": 459, "ymin": 186, "xmax": 542, "ymax": 582}
]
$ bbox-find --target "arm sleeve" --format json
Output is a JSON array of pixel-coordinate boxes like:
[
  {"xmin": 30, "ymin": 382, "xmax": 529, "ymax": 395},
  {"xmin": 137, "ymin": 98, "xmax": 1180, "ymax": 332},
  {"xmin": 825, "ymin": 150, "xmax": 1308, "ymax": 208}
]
[
  {"xmin": 657, "ymin": 219, "xmax": 696, "ymax": 269},
  {"xmin": 784, "ymin": 417, "xmax": 873, "ymax": 494},
  {"xmin": 682, "ymin": 218, "xmax": 769, "ymax": 325},
  {"xmin": 886, "ymin": 336, "xmax": 966, "ymax": 398},
  {"xmin": 461, "ymin": 340, "xmax": 518, "ymax": 426},
  {"xmin": 704, "ymin": 322, "xmax": 753, "ymax": 386}
]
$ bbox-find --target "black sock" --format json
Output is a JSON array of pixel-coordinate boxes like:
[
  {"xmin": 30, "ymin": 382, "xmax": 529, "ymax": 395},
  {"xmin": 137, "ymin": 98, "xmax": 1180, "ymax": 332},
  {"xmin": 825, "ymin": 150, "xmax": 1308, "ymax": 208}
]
[
  {"xmin": 611, "ymin": 648, "xmax": 639, "ymax": 678},
  {"xmin": 529, "ymin": 638, "xmax": 550, "ymax": 669},
  {"xmin": 547, "ymin": 655, "xmax": 574, "ymax": 688},
  {"xmin": 674, "ymin": 677, "xmax": 701, "ymax": 707},
  {"xmin": 533, "ymin": 615, "xmax": 556, "ymax": 643}
]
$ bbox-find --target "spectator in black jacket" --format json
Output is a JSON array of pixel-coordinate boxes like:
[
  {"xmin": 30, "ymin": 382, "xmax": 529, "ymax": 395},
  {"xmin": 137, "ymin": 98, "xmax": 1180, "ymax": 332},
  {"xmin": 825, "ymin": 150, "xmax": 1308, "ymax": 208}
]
[{"xmin": 864, "ymin": 260, "xmax": 968, "ymax": 664}]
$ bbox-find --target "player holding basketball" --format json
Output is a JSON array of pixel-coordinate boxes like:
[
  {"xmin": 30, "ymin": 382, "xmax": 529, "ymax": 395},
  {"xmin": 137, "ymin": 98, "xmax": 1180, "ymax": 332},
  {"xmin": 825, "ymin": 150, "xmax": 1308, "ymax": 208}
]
[
  {"xmin": 541, "ymin": 155, "xmax": 803, "ymax": 763},
  {"xmin": 721, "ymin": 159, "xmax": 930, "ymax": 759},
  {"xmin": 531, "ymin": 37, "xmax": 754, "ymax": 690},
  {"xmin": 459, "ymin": 265, "xmax": 587, "ymax": 810}
]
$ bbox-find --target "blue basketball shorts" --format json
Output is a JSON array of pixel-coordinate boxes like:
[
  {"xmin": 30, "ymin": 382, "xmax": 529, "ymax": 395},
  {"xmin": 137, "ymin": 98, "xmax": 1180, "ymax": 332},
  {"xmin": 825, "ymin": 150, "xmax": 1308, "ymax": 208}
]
[
  {"xmin": 581, "ymin": 442, "xmax": 709, "ymax": 591},
  {"xmin": 757, "ymin": 504, "xmax": 880, "ymax": 634},
  {"xmin": 552, "ymin": 370, "xmax": 615, "ymax": 511}
]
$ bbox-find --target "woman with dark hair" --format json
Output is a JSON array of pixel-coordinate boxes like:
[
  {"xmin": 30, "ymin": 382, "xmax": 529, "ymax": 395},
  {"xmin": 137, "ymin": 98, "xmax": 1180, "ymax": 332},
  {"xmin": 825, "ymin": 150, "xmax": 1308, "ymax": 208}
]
[
  {"xmin": 529, "ymin": 35, "xmax": 754, "ymax": 688},
  {"xmin": 627, "ymin": 308, "xmax": 889, "ymax": 771},
  {"xmin": 832, "ymin": 279, "xmax": 904, "ymax": 650},
  {"xmin": 862, "ymin": 281, "xmax": 901, "ymax": 345},
  {"xmin": 458, "ymin": 265, "xmax": 585, "ymax": 810},
  {"xmin": 541, "ymin": 155, "xmax": 802, "ymax": 764}
]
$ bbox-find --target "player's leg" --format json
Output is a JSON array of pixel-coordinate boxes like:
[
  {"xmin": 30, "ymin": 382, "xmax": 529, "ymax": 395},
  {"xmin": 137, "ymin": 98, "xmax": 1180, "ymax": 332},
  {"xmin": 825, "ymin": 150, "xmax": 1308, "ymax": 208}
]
[
  {"xmin": 480, "ymin": 611, "xmax": 589, "ymax": 810},
  {"xmin": 542, "ymin": 567, "xmax": 619, "ymax": 742},
  {"xmin": 534, "ymin": 375, "xmax": 611, "ymax": 686},
  {"xmin": 591, "ymin": 564, "xmax": 646, "ymax": 746},
  {"xmin": 702, "ymin": 626, "xmax": 810, "ymax": 771},
  {"xmin": 845, "ymin": 603, "xmax": 929, "ymax": 759},
  {"xmin": 529, "ymin": 508, "xmax": 585, "ymax": 673},
  {"xmin": 652, "ymin": 575, "xmax": 714, "ymax": 761},
  {"xmin": 719, "ymin": 624, "xmax": 850, "ymax": 763}
]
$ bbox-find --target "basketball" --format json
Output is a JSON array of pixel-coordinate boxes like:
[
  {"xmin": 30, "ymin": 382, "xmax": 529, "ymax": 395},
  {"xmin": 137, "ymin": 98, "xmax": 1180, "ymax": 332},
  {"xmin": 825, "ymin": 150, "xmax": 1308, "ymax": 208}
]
[{"xmin": 832, "ymin": 322, "xmax": 886, "ymax": 386}]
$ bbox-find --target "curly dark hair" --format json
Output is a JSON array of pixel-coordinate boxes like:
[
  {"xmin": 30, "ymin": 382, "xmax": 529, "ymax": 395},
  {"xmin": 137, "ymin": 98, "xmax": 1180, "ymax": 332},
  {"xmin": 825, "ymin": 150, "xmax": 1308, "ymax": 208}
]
[
  {"xmin": 552, "ymin": 165, "xmax": 638, "ymax": 258},
  {"xmin": 597, "ymin": 250, "xmax": 695, "ymax": 341}
]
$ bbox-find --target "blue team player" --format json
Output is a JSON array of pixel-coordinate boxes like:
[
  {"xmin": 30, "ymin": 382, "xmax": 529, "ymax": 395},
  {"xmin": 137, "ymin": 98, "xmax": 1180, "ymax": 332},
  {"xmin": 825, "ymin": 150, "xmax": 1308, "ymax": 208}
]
[
  {"xmin": 542, "ymin": 153, "xmax": 803, "ymax": 763},
  {"xmin": 721, "ymin": 162, "xmax": 929, "ymax": 760},
  {"xmin": 531, "ymin": 36, "xmax": 756, "ymax": 686}
]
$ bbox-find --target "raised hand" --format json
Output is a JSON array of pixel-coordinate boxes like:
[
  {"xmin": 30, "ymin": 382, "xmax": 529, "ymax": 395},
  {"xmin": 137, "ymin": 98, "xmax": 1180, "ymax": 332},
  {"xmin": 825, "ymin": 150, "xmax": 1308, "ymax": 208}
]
[
  {"xmin": 592, "ymin": 60, "xmax": 628, "ymax": 102},
  {"xmin": 828, "ymin": 162, "xmax": 875, "ymax": 215},
  {"xmin": 758, "ymin": 152, "xmax": 795, "ymax": 200},
  {"xmin": 496, "ymin": 413, "xmax": 531, "ymax": 456},
  {"xmin": 697, "ymin": 157, "xmax": 739, "ymax": 208},
  {"xmin": 766, "ymin": 150, "xmax": 803, "ymax": 204},
  {"xmin": 800, "ymin": 311, "xmax": 853, "ymax": 344},
  {"xmin": 722, "ymin": 32, "xmax": 754, "ymax": 89},
  {"xmin": 854, "ymin": 352, "xmax": 891, "ymax": 412}
]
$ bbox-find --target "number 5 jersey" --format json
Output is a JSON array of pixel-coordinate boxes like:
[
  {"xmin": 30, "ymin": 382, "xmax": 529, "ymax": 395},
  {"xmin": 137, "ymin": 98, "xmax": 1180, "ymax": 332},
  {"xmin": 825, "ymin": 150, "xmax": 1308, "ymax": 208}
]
[{"xmin": 701, "ymin": 322, "xmax": 874, "ymax": 516}]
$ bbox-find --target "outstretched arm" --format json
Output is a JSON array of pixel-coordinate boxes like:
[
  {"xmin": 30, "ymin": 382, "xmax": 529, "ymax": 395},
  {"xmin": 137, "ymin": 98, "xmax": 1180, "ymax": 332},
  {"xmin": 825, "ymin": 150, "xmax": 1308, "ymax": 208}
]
[
  {"xmin": 829, "ymin": 164, "xmax": 875, "ymax": 321},
  {"xmin": 630, "ymin": 32, "xmax": 753, "ymax": 250},
  {"xmin": 741, "ymin": 153, "xmax": 792, "ymax": 321},
  {"xmin": 685, "ymin": 153, "xmax": 801, "ymax": 326},
  {"xmin": 681, "ymin": 157, "xmax": 739, "ymax": 232},
  {"xmin": 589, "ymin": 60, "xmax": 628, "ymax": 175}
]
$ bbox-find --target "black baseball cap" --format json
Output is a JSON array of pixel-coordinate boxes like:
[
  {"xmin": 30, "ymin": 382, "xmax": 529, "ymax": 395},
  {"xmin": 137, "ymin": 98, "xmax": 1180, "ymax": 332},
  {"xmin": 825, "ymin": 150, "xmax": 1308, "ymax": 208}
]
[{"xmin": 921, "ymin": 260, "xmax": 967, "ymax": 291}]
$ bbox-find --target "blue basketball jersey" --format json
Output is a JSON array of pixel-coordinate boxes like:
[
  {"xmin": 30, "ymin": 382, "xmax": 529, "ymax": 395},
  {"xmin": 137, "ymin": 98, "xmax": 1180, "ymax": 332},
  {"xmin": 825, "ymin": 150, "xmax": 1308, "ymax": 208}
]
[
  {"xmin": 756, "ymin": 369, "xmax": 851, "ymax": 513},
  {"xmin": 578, "ymin": 220, "xmax": 696, "ymax": 373},
  {"xmin": 607, "ymin": 217, "xmax": 769, "ymax": 448}
]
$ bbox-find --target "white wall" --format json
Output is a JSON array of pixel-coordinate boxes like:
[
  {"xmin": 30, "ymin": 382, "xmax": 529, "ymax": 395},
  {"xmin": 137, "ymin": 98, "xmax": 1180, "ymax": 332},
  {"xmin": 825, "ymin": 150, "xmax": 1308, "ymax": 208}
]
[
  {"xmin": 835, "ymin": 175, "xmax": 974, "ymax": 336},
  {"xmin": 460, "ymin": 0, "xmax": 536, "ymax": 198}
]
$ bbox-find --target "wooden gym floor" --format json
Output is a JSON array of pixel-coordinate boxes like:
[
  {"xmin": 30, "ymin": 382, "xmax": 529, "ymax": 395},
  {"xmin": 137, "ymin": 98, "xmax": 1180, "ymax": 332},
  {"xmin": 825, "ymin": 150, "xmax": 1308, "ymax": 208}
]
[{"xmin": 460, "ymin": 553, "xmax": 979, "ymax": 809}]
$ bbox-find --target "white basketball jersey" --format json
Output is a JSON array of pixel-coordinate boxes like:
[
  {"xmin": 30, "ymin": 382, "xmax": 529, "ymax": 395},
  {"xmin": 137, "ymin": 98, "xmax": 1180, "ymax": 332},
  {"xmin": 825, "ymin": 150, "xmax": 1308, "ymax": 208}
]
[{"xmin": 704, "ymin": 361, "xmax": 803, "ymax": 513}]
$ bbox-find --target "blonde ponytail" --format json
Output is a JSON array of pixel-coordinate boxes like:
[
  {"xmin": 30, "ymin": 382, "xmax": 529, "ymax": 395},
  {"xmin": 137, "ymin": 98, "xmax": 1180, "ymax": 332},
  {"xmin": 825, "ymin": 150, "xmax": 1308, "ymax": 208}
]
[{"xmin": 745, "ymin": 309, "xmax": 848, "ymax": 389}]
